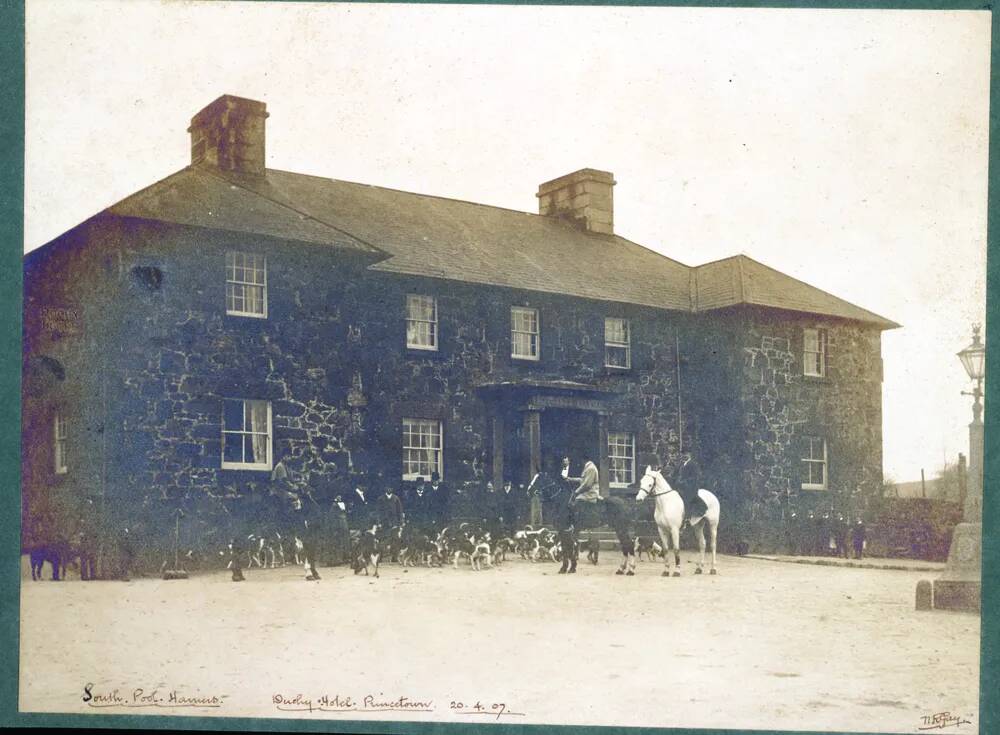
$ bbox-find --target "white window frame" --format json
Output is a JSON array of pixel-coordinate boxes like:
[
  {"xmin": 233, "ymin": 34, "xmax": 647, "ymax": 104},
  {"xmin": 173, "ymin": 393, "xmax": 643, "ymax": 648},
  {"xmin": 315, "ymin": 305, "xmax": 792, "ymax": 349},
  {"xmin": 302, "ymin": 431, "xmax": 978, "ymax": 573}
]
[
  {"xmin": 405, "ymin": 294, "xmax": 438, "ymax": 351},
  {"xmin": 225, "ymin": 251, "xmax": 268, "ymax": 318},
  {"xmin": 605, "ymin": 317, "xmax": 631, "ymax": 369},
  {"xmin": 608, "ymin": 431, "xmax": 635, "ymax": 488},
  {"xmin": 402, "ymin": 418, "xmax": 443, "ymax": 481},
  {"xmin": 54, "ymin": 412, "xmax": 67, "ymax": 475},
  {"xmin": 221, "ymin": 398, "xmax": 273, "ymax": 471},
  {"xmin": 803, "ymin": 328, "xmax": 827, "ymax": 377},
  {"xmin": 511, "ymin": 306, "xmax": 540, "ymax": 361},
  {"xmin": 801, "ymin": 436, "xmax": 828, "ymax": 490}
]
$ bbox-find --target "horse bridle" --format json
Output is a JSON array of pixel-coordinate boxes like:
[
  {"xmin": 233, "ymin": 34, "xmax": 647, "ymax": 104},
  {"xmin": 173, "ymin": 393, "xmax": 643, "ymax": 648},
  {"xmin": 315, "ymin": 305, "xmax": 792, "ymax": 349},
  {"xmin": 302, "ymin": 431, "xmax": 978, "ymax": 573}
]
[{"xmin": 640, "ymin": 476, "xmax": 678, "ymax": 499}]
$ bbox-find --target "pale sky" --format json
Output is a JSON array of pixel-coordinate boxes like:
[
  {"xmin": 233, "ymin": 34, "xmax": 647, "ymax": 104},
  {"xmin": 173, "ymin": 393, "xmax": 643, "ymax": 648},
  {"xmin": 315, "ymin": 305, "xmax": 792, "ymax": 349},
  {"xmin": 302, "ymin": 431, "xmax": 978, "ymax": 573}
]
[{"xmin": 23, "ymin": 1, "xmax": 990, "ymax": 483}]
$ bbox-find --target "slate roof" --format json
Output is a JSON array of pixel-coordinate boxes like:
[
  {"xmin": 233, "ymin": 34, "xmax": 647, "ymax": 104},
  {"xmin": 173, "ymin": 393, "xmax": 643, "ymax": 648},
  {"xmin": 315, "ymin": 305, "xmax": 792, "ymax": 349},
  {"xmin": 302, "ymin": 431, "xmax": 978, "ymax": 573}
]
[{"xmin": 107, "ymin": 164, "xmax": 899, "ymax": 329}]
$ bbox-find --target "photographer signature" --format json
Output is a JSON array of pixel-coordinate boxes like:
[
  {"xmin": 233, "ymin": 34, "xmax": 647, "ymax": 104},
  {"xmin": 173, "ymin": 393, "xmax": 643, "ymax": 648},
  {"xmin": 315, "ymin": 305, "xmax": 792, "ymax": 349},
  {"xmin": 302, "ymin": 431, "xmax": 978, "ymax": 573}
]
[{"xmin": 918, "ymin": 711, "xmax": 973, "ymax": 730}]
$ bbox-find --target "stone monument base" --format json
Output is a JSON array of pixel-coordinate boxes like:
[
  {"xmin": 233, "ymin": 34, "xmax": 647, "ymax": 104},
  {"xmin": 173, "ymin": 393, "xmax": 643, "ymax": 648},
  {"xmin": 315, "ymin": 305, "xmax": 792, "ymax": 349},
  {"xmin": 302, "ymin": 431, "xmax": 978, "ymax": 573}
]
[{"xmin": 930, "ymin": 522, "xmax": 981, "ymax": 613}]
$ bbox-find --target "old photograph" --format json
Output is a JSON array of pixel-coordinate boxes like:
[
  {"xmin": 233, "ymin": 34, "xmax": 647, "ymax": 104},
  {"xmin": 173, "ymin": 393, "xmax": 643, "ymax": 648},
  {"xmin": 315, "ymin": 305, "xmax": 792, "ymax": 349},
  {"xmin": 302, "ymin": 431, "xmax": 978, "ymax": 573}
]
[{"xmin": 19, "ymin": 2, "xmax": 988, "ymax": 733}]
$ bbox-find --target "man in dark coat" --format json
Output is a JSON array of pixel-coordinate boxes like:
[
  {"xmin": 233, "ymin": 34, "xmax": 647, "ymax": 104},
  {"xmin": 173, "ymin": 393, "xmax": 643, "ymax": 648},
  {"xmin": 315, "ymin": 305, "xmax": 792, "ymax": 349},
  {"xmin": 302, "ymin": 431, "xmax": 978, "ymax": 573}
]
[
  {"xmin": 428, "ymin": 472, "xmax": 449, "ymax": 526},
  {"xmin": 346, "ymin": 485, "xmax": 373, "ymax": 530},
  {"xmin": 851, "ymin": 517, "xmax": 866, "ymax": 559},
  {"xmin": 499, "ymin": 481, "xmax": 523, "ymax": 536},
  {"xmin": 478, "ymin": 481, "xmax": 502, "ymax": 540},
  {"xmin": 327, "ymin": 495, "xmax": 351, "ymax": 566},
  {"xmin": 407, "ymin": 481, "xmax": 433, "ymax": 533},
  {"xmin": 447, "ymin": 482, "xmax": 477, "ymax": 524},
  {"xmin": 374, "ymin": 487, "xmax": 404, "ymax": 531},
  {"xmin": 673, "ymin": 453, "xmax": 708, "ymax": 521}
]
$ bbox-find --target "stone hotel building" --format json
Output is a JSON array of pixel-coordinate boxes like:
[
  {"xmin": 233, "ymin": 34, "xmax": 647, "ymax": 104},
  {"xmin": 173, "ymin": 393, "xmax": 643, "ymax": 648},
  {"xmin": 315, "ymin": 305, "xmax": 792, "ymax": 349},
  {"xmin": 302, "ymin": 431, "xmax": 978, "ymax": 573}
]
[{"xmin": 22, "ymin": 95, "xmax": 898, "ymax": 551}]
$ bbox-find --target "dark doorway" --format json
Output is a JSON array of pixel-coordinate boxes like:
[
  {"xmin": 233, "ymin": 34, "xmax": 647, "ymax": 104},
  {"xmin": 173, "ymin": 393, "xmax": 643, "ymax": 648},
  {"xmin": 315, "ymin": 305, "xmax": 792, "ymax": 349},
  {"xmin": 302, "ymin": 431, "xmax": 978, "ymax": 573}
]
[{"xmin": 541, "ymin": 409, "xmax": 599, "ymax": 477}]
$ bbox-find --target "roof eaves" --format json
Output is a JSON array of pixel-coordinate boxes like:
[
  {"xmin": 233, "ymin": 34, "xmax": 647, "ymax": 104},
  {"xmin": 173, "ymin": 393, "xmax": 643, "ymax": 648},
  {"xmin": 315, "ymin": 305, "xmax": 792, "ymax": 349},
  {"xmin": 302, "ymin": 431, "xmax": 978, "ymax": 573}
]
[{"xmin": 737, "ymin": 254, "xmax": 900, "ymax": 329}]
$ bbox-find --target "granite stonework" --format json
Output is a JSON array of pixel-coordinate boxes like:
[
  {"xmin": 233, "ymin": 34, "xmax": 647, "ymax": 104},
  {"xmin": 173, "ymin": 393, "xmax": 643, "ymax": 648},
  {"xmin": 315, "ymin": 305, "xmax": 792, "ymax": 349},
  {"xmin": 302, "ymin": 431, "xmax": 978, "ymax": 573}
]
[
  {"xmin": 23, "ymin": 226, "xmax": 887, "ymax": 555},
  {"xmin": 735, "ymin": 310, "xmax": 884, "ymax": 514},
  {"xmin": 26, "ymin": 215, "xmax": 701, "ymax": 550}
]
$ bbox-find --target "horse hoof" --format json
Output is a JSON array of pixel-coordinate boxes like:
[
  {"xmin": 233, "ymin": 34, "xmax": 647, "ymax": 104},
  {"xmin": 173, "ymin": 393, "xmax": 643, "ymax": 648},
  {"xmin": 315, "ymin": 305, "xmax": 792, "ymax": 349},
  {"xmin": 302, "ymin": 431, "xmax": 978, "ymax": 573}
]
[
  {"xmin": 672, "ymin": 571, "xmax": 681, "ymax": 577},
  {"xmin": 661, "ymin": 571, "xmax": 669, "ymax": 577},
  {"xmin": 558, "ymin": 569, "xmax": 567, "ymax": 574},
  {"xmin": 710, "ymin": 568, "xmax": 718, "ymax": 575},
  {"xmin": 615, "ymin": 569, "xmax": 624, "ymax": 575},
  {"xmin": 626, "ymin": 571, "xmax": 635, "ymax": 576},
  {"xmin": 695, "ymin": 567, "xmax": 703, "ymax": 575}
]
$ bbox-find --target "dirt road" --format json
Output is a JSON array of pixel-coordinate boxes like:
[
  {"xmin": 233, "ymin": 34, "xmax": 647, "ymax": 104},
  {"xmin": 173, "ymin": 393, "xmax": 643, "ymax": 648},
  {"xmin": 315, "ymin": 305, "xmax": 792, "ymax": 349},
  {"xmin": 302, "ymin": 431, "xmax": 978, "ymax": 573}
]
[{"xmin": 19, "ymin": 554, "xmax": 979, "ymax": 733}]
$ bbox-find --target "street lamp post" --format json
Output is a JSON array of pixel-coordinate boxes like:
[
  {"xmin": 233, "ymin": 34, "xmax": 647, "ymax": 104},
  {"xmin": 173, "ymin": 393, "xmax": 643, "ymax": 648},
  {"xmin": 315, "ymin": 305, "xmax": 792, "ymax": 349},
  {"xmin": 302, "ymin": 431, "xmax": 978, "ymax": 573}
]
[
  {"xmin": 922, "ymin": 324, "xmax": 985, "ymax": 612},
  {"xmin": 957, "ymin": 324, "xmax": 985, "ymax": 523}
]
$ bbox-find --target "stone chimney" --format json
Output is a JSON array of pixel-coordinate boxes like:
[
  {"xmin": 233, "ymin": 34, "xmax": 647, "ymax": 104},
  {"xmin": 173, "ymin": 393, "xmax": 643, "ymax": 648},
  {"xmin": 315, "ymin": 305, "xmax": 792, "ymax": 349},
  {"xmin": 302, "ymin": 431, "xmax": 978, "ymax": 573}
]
[
  {"xmin": 188, "ymin": 95, "xmax": 269, "ymax": 176},
  {"xmin": 536, "ymin": 168, "xmax": 616, "ymax": 235}
]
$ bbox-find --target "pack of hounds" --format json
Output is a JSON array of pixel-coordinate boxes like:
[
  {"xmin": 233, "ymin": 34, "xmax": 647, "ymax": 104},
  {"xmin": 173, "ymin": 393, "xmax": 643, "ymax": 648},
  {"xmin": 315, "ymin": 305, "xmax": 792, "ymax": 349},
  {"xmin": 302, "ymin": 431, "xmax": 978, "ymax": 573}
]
[{"xmin": 220, "ymin": 522, "xmax": 672, "ymax": 580}]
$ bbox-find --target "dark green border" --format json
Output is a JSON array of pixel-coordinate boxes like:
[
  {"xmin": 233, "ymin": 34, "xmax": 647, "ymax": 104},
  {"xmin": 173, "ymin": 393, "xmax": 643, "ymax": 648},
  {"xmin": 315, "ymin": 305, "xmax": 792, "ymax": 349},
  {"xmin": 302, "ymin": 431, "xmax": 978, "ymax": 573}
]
[{"xmin": 1, "ymin": 1, "xmax": 994, "ymax": 734}]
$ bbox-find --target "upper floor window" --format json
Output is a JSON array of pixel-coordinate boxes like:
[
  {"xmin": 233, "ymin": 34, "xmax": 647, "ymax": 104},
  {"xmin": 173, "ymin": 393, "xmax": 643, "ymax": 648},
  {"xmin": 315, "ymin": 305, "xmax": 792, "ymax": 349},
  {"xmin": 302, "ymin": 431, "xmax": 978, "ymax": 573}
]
[
  {"xmin": 803, "ymin": 328, "xmax": 827, "ymax": 377},
  {"xmin": 222, "ymin": 398, "xmax": 272, "ymax": 470},
  {"xmin": 226, "ymin": 251, "xmax": 267, "ymax": 318},
  {"xmin": 608, "ymin": 431, "xmax": 635, "ymax": 487},
  {"xmin": 801, "ymin": 436, "xmax": 828, "ymax": 490},
  {"xmin": 402, "ymin": 418, "xmax": 443, "ymax": 481},
  {"xmin": 406, "ymin": 294, "xmax": 438, "ymax": 351},
  {"xmin": 511, "ymin": 306, "xmax": 540, "ymax": 361},
  {"xmin": 605, "ymin": 317, "xmax": 631, "ymax": 369},
  {"xmin": 54, "ymin": 413, "xmax": 67, "ymax": 474}
]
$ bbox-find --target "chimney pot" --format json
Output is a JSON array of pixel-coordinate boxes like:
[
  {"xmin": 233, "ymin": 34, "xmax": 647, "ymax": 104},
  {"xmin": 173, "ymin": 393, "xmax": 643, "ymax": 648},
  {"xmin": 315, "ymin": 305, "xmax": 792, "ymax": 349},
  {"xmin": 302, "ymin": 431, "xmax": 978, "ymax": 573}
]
[
  {"xmin": 536, "ymin": 168, "xmax": 616, "ymax": 235},
  {"xmin": 188, "ymin": 95, "xmax": 269, "ymax": 176}
]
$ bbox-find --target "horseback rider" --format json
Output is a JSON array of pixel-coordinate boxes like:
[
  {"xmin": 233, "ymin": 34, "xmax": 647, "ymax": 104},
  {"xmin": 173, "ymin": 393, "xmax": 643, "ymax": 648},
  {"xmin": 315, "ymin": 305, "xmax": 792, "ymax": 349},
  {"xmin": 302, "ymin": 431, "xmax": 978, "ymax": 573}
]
[{"xmin": 673, "ymin": 451, "xmax": 708, "ymax": 523}]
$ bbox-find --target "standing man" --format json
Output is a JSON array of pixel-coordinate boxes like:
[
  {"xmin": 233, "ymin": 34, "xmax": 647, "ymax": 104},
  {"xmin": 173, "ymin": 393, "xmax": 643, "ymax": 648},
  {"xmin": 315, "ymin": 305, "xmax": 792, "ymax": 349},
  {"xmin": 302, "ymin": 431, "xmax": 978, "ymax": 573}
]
[
  {"xmin": 347, "ymin": 485, "xmax": 372, "ymax": 531},
  {"xmin": 428, "ymin": 472, "xmax": 448, "ymax": 528},
  {"xmin": 374, "ymin": 486, "xmax": 404, "ymax": 532},
  {"xmin": 500, "ymin": 481, "xmax": 520, "ymax": 536},
  {"xmin": 328, "ymin": 494, "xmax": 351, "ymax": 566},
  {"xmin": 479, "ymin": 481, "xmax": 501, "ymax": 540},
  {"xmin": 407, "ymin": 480, "xmax": 431, "ymax": 533},
  {"xmin": 852, "ymin": 517, "xmax": 867, "ymax": 559}
]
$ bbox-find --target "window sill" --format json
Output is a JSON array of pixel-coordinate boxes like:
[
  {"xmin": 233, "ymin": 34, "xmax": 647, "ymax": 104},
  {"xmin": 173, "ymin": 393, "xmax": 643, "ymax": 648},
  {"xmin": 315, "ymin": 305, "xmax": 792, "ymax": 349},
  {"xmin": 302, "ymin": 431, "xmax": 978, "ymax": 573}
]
[
  {"xmin": 800, "ymin": 485, "xmax": 828, "ymax": 491},
  {"xmin": 406, "ymin": 344, "xmax": 440, "ymax": 353},
  {"xmin": 226, "ymin": 310, "xmax": 268, "ymax": 320},
  {"xmin": 511, "ymin": 355, "xmax": 540, "ymax": 362},
  {"xmin": 222, "ymin": 463, "xmax": 272, "ymax": 472},
  {"xmin": 55, "ymin": 468, "xmax": 68, "ymax": 475},
  {"xmin": 604, "ymin": 365, "xmax": 632, "ymax": 373}
]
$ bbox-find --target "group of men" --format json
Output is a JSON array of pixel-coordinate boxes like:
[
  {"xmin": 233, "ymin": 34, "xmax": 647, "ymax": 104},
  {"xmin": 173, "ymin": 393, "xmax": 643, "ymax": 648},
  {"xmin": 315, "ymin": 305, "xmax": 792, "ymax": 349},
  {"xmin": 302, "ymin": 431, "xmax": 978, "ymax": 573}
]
[{"xmin": 226, "ymin": 453, "xmax": 610, "ymax": 581}]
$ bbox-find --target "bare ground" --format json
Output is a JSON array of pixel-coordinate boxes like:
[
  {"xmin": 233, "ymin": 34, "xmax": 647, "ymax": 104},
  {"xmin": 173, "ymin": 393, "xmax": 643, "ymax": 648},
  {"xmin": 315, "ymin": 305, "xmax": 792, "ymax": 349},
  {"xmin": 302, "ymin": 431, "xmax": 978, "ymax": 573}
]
[{"xmin": 19, "ymin": 554, "xmax": 979, "ymax": 733}]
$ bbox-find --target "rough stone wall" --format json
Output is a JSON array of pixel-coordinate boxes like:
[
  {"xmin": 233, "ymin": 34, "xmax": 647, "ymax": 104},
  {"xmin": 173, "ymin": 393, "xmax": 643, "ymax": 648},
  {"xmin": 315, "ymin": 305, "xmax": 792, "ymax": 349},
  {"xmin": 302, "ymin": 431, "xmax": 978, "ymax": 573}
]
[
  {"xmin": 337, "ymin": 273, "xmax": 687, "ymax": 487},
  {"xmin": 23, "ymin": 215, "xmax": 886, "ymax": 556},
  {"xmin": 735, "ymin": 307, "xmax": 884, "ymax": 516},
  {"xmin": 25, "ymin": 216, "xmax": 690, "ymax": 552}
]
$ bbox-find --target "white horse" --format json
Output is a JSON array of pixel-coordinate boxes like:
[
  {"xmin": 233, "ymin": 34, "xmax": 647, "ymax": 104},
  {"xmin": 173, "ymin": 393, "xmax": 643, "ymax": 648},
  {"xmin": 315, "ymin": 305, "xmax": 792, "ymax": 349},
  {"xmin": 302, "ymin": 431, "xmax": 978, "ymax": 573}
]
[{"xmin": 636, "ymin": 466, "xmax": 721, "ymax": 576}]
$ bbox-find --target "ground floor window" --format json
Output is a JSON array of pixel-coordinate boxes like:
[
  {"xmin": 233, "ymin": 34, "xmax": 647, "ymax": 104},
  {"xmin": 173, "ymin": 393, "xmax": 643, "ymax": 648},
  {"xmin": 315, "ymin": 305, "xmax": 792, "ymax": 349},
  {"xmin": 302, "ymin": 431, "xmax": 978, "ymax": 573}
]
[
  {"xmin": 801, "ymin": 436, "xmax": 827, "ymax": 490},
  {"xmin": 403, "ymin": 418, "xmax": 443, "ymax": 480},
  {"xmin": 222, "ymin": 398, "xmax": 272, "ymax": 470},
  {"xmin": 54, "ymin": 412, "xmax": 67, "ymax": 474},
  {"xmin": 608, "ymin": 431, "xmax": 635, "ymax": 487}
]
